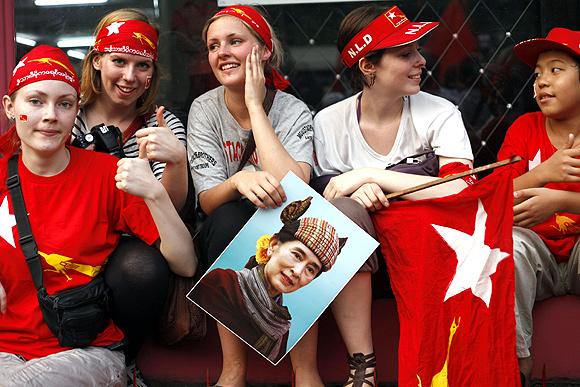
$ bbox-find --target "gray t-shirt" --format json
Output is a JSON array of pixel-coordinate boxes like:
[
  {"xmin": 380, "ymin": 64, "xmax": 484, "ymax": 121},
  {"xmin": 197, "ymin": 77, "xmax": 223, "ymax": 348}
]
[{"xmin": 187, "ymin": 86, "xmax": 314, "ymax": 194}]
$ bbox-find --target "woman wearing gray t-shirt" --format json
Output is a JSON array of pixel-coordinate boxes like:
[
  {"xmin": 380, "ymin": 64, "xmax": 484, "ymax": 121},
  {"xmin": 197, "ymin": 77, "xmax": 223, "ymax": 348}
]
[{"xmin": 186, "ymin": 6, "xmax": 314, "ymax": 386}]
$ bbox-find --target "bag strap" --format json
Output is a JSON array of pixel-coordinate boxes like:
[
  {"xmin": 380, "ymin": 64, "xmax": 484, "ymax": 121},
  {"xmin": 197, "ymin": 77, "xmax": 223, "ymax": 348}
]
[
  {"xmin": 236, "ymin": 88, "xmax": 277, "ymax": 173},
  {"xmin": 7, "ymin": 155, "xmax": 44, "ymax": 290}
]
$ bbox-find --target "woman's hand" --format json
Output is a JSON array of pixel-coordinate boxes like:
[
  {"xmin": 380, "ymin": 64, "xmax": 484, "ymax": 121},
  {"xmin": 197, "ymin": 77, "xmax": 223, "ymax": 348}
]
[
  {"xmin": 244, "ymin": 45, "xmax": 266, "ymax": 112},
  {"xmin": 533, "ymin": 134, "xmax": 580, "ymax": 184},
  {"xmin": 0, "ymin": 280, "xmax": 6, "ymax": 313},
  {"xmin": 323, "ymin": 169, "xmax": 370, "ymax": 200},
  {"xmin": 513, "ymin": 187, "xmax": 560, "ymax": 228},
  {"xmin": 135, "ymin": 106, "xmax": 186, "ymax": 165},
  {"xmin": 350, "ymin": 183, "xmax": 389, "ymax": 211},
  {"xmin": 115, "ymin": 143, "xmax": 163, "ymax": 200},
  {"xmin": 230, "ymin": 170, "xmax": 286, "ymax": 209}
]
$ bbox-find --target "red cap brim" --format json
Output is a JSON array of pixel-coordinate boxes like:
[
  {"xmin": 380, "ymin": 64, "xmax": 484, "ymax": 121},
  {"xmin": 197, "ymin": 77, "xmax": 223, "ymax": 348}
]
[
  {"xmin": 514, "ymin": 38, "xmax": 579, "ymax": 67},
  {"xmin": 373, "ymin": 21, "xmax": 439, "ymax": 51}
]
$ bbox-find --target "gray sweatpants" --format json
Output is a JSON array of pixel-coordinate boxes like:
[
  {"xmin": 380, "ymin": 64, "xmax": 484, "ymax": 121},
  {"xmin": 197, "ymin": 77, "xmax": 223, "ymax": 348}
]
[
  {"xmin": 0, "ymin": 347, "xmax": 125, "ymax": 387},
  {"xmin": 513, "ymin": 227, "xmax": 580, "ymax": 358}
]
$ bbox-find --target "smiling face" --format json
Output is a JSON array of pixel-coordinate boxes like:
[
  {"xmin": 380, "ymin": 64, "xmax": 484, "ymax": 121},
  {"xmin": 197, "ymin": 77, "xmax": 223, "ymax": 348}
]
[
  {"xmin": 365, "ymin": 42, "xmax": 426, "ymax": 97},
  {"xmin": 92, "ymin": 52, "xmax": 154, "ymax": 110},
  {"xmin": 205, "ymin": 15, "xmax": 270, "ymax": 89},
  {"xmin": 533, "ymin": 50, "xmax": 580, "ymax": 120},
  {"xmin": 262, "ymin": 238, "xmax": 322, "ymax": 297},
  {"xmin": 3, "ymin": 80, "xmax": 78, "ymax": 157}
]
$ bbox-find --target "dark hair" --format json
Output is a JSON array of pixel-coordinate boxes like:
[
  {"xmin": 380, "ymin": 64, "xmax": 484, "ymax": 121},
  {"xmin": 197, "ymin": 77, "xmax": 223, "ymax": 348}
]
[
  {"xmin": 244, "ymin": 221, "xmax": 301, "ymax": 270},
  {"xmin": 337, "ymin": 5, "xmax": 385, "ymax": 90}
]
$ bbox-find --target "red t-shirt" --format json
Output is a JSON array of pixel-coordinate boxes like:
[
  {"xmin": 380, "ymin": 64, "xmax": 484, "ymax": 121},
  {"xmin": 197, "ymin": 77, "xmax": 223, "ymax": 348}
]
[
  {"xmin": 0, "ymin": 147, "xmax": 160, "ymax": 359},
  {"xmin": 498, "ymin": 112, "xmax": 580, "ymax": 262}
]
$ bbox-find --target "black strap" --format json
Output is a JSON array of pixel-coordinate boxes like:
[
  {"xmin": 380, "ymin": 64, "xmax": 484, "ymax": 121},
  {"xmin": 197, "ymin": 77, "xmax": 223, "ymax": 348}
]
[
  {"xmin": 236, "ymin": 88, "xmax": 277, "ymax": 173},
  {"xmin": 7, "ymin": 155, "xmax": 44, "ymax": 290}
]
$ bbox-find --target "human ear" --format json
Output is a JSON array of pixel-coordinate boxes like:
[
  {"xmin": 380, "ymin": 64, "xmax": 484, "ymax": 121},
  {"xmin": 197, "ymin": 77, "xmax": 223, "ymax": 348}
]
[
  {"xmin": 268, "ymin": 236, "xmax": 280, "ymax": 256},
  {"xmin": 92, "ymin": 54, "xmax": 103, "ymax": 71},
  {"xmin": 2, "ymin": 95, "xmax": 15, "ymax": 121},
  {"xmin": 358, "ymin": 57, "xmax": 376, "ymax": 77},
  {"xmin": 260, "ymin": 45, "xmax": 272, "ymax": 63}
]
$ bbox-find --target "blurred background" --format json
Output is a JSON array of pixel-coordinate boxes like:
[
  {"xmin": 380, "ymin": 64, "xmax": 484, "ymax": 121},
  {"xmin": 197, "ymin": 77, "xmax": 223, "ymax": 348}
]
[{"xmin": 3, "ymin": 0, "xmax": 580, "ymax": 168}]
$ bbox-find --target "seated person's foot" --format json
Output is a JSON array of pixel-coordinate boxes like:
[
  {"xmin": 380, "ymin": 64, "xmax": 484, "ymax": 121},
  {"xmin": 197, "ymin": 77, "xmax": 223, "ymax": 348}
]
[{"xmin": 345, "ymin": 352, "xmax": 376, "ymax": 387}]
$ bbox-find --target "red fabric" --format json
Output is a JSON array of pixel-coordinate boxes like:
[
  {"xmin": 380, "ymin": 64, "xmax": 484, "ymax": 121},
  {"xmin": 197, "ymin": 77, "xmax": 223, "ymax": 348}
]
[
  {"xmin": 439, "ymin": 161, "xmax": 477, "ymax": 185},
  {"xmin": 0, "ymin": 148, "xmax": 160, "ymax": 359},
  {"xmin": 8, "ymin": 45, "xmax": 80, "ymax": 97},
  {"xmin": 514, "ymin": 27, "xmax": 580, "ymax": 68},
  {"xmin": 340, "ymin": 5, "xmax": 438, "ymax": 68},
  {"xmin": 498, "ymin": 112, "xmax": 580, "ymax": 262},
  {"xmin": 214, "ymin": 5, "xmax": 289, "ymax": 90},
  {"xmin": 94, "ymin": 20, "xmax": 158, "ymax": 61},
  {"xmin": 371, "ymin": 169, "xmax": 520, "ymax": 387}
]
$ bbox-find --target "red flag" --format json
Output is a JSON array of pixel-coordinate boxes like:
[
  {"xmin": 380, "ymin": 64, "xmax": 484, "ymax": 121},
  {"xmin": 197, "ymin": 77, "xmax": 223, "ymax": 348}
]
[{"xmin": 372, "ymin": 169, "xmax": 520, "ymax": 387}]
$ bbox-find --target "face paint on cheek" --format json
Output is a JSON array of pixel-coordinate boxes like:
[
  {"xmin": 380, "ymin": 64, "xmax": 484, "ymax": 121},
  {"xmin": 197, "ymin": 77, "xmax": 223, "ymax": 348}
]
[{"xmin": 18, "ymin": 114, "xmax": 28, "ymax": 122}]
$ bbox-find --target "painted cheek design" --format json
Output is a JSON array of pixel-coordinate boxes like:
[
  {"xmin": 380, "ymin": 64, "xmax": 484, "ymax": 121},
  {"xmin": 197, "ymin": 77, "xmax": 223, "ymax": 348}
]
[{"xmin": 19, "ymin": 114, "xmax": 28, "ymax": 122}]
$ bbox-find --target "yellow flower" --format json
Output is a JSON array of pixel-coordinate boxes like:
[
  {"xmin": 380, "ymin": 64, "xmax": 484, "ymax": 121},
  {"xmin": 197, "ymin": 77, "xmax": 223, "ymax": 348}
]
[{"xmin": 255, "ymin": 234, "xmax": 271, "ymax": 265}]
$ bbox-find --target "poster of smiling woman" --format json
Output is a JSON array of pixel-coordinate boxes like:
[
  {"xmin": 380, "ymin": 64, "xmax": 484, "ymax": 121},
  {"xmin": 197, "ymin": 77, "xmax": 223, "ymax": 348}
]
[{"xmin": 188, "ymin": 171, "xmax": 378, "ymax": 365}]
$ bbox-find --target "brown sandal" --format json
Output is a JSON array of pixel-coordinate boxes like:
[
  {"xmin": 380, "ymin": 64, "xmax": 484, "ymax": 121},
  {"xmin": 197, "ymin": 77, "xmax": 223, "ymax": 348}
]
[{"xmin": 345, "ymin": 352, "xmax": 376, "ymax": 387}]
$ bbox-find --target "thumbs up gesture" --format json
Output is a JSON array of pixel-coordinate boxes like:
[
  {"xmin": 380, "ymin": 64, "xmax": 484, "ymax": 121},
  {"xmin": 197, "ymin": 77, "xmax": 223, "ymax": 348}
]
[
  {"xmin": 115, "ymin": 150, "xmax": 161, "ymax": 199},
  {"xmin": 135, "ymin": 106, "xmax": 186, "ymax": 165},
  {"xmin": 534, "ymin": 133, "xmax": 580, "ymax": 184}
]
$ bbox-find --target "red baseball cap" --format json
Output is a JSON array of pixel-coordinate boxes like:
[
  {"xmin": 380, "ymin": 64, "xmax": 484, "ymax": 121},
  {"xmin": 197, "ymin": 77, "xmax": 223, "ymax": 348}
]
[
  {"xmin": 513, "ymin": 27, "xmax": 580, "ymax": 67},
  {"xmin": 340, "ymin": 6, "xmax": 439, "ymax": 68}
]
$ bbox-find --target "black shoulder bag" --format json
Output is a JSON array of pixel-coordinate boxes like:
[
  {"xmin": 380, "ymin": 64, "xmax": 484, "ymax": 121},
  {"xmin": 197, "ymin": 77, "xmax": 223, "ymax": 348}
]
[{"xmin": 7, "ymin": 155, "xmax": 110, "ymax": 348}]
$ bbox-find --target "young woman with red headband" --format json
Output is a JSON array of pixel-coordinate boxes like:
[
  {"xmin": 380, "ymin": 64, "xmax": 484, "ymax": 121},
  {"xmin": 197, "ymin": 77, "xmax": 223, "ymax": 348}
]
[
  {"xmin": 187, "ymin": 5, "xmax": 313, "ymax": 386},
  {"xmin": 76, "ymin": 8, "xmax": 193, "ymax": 368},
  {"xmin": 307, "ymin": 5, "xmax": 475, "ymax": 387},
  {"xmin": 0, "ymin": 45, "xmax": 195, "ymax": 386}
]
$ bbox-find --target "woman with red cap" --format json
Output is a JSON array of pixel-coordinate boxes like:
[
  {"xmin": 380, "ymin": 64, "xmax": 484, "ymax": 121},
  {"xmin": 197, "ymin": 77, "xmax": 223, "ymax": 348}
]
[
  {"xmin": 77, "ymin": 8, "xmax": 193, "ymax": 366},
  {"xmin": 187, "ymin": 4, "xmax": 313, "ymax": 386},
  {"xmin": 0, "ymin": 45, "xmax": 195, "ymax": 386},
  {"xmin": 497, "ymin": 27, "xmax": 580, "ymax": 387},
  {"xmin": 309, "ymin": 5, "xmax": 475, "ymax": 387}
]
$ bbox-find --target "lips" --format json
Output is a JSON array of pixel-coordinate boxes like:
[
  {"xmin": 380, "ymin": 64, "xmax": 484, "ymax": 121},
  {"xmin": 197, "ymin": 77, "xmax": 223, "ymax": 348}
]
[
  {"xmin": 280, "ymin": 273, "xmax": 294, "ymax": 287},
  {"xmin": 116, "ymin": 85, "xmax": 136, "ymax": 95},
  {"xmin": 537, "ymin": 92, "xmax": 554, "ymax": 102}
]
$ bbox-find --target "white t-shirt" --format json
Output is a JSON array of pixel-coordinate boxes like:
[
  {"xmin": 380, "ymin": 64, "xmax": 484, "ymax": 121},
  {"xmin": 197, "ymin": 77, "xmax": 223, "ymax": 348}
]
[{"xmin": 313, "ymin": 91, "xmax": 473, "ymax": 176}]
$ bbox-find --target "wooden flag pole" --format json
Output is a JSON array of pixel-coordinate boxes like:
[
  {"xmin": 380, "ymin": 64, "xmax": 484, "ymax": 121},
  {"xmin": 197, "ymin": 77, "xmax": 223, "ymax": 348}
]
[{"xmin": 385, "ymin": 156, "xmax": 522, "ymax": 200}]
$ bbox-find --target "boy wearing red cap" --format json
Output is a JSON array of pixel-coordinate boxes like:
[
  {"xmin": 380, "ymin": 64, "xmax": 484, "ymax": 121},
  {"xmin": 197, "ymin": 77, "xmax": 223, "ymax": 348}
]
[
  {"xmin": 497, "ymin": 27, "xmax": 580, "ymax": 386},
  {"xmin": 0, "ymin": 45, "xmax": 196, "ymax": 386}
]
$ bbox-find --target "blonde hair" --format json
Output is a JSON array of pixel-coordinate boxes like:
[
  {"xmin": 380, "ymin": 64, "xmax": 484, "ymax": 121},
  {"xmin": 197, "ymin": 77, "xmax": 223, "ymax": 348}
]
[
  {"xmin": 80, "ymin": 8, "xmax": 160, "ymax": 116},
  {"xmin": 201, "ymin": 7, "xmax": 284, "ymax": 73}
]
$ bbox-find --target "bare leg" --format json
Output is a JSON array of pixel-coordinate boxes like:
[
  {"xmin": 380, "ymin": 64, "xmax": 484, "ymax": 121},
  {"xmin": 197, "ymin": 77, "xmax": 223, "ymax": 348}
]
[
  {"xmin": 290, "ymin": 323, "xmax": 324, "ymax": 387},
  {"xmin": 331, "ymin": 272, "xmax": 375, "ymax": 385},
  {"xmin": 215, "ymin": 323, "xmax": 247, "ymax": 387}
]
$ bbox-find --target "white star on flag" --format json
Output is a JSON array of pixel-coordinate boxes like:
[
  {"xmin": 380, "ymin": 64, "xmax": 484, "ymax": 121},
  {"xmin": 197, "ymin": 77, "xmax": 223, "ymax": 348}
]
[
  {"xmin": 388, "ymin": 12, "xmax": 397, "ymax": 19},
  {"xmin": 432, "ymin": 199, "xmax": 509, "ymax": 307},
  {"xmin": 106, "ymin": 21, "xmax": 125, "ymax": 36},
  {"xmin": 528, "ymin": 149, "xmax": 541, "ymax": 171},
  {"xmin": 0, "ymin": 195, "xmax": 16, "ymax": 248},
  {"xmin": 13, "ymin": 57, "xmax": 27, "ymax": 76}
]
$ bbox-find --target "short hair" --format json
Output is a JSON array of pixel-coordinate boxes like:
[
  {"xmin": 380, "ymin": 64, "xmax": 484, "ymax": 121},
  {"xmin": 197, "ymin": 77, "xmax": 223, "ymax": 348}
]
[{"xmin": 80, "ymin": 8, "xmax": 160, "ymax": 117}]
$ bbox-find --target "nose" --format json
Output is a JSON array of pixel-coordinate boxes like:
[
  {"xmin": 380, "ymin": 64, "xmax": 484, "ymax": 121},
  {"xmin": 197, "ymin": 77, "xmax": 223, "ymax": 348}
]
[
  {"xmin": 122, "ymin": 65, "xmax": 137, "ymax": 82},
  {"xmin": 43, "ymin": 103, "xmax": 58, "ymax": 121},
  {"xmin": 536, "ymin": 73, "xmax": 549, "ymax": 87},
  {"xmin": 290, "ymin": 262, "xmax": 306, "ymax": 278},
  {"xmin": 415, "ymin": 51, "xmax": 426, "ymax": 68},
  {"xmin": 217, "ymin": 43, "xmax": 230, "ymax": 58}
]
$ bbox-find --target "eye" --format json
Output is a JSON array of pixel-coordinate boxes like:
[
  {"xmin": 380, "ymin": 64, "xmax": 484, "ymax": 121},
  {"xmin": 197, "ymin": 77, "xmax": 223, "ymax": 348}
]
[
  {"xmin": 551, "ymin": 67, "xmax": 562, "ymax": 74},
  {"xmin": 112, "ymin": 58, "xmax": 125, "ymax": 66},
  {"xmin": 28, "ymin": 98, "xmax": 42, "ymax": 105},
  {"xmin": 533, "ymin": 72, "xmax": 540, "ymax": 78},
  {"xmin": 59, "ymin": 100, "xmax": 74, "ymax": 109},
  {"xmin": 137, "ymin": 62, "xmax": 152, "ymax": 71},
  {"xmin": 208, "ymin": 43, "xmax": 219, "ymax": 52},
  {"xmin": 231, "ymin": 38, "xmax": 242, "ymax": 46}
]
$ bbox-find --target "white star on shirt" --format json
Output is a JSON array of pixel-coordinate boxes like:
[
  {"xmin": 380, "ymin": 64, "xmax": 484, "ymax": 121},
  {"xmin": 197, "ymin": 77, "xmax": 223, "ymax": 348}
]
[
  {"xmin": 12, "ymin": 57, "xmax": 27, "ymax": 76},
  {"xmin": 0, "ymin": 195, "xmax": 16, "ymax": 248},
  {"xmin": 388, "ymin": 12, "xmax": 397, "ymax": 19},
  {"xmin": 432, "ymin": 199, "xmax": 509, "ymax": 308},
  {"xmin": 106, "ymin": 21, "xmax": 125, "ymax": 36},
  {"xmin": 528, "ymin": 150, "xmax": 541, "ymax": 171}
]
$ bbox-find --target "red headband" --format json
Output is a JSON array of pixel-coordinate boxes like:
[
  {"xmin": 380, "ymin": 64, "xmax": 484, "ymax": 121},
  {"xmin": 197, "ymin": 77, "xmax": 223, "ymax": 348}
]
[
  {"xmin": 93, "ymin": 20, "xmax": 158, "ymax": 61},
  {"xmin": 213, "ymin": 5, "xmax": 289, "ymax": 90},
  {"xmin": 340, "ymin": 6, "xmax": 439, "ymax": 68},
  {"xmin": 9, "ymin": 45, "xmax": 80, "ymax": 96}
]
